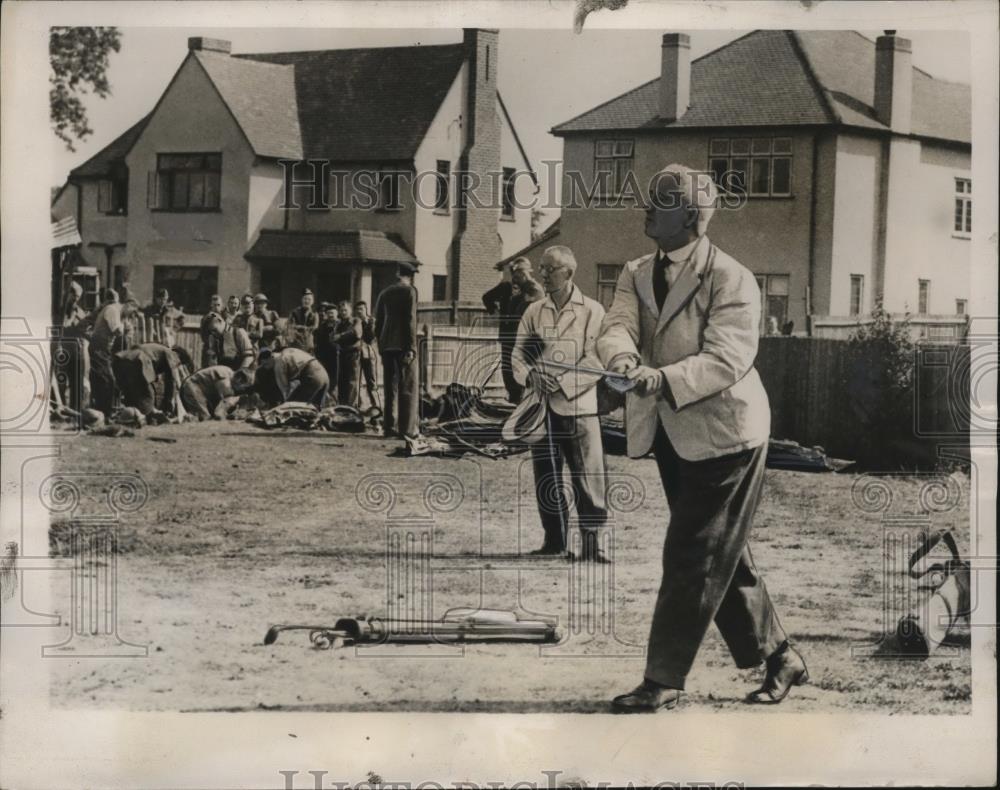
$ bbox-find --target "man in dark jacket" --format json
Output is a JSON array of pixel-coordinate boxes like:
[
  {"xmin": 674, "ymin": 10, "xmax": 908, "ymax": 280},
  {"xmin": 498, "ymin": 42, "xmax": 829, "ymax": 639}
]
[
  {"xmin": 313, "ymin": 302, "xmax": 340, "ymax": 401},
  {"xmin": 483, "ymin": 257, "xmax": 544, "ymax": 403},
  {"xmin": 355, "ymin": 300, "xmax": 379, "ymax": 410},
  {"xmin": 112, "ymin": 342, "xmax": 183, "ymax": 417},
  {"xmin": 289, "ymin": 288, "xmax": 319, "ymax": 352},
  {"xmin": 374, "ymin": 262, "xmax": 419, "ymax": 438}
]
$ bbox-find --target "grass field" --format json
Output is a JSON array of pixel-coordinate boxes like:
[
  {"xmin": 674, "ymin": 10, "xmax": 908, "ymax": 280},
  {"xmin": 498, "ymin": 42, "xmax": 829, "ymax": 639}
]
[{"xmin": 47, "ymin": 419, "xmax": 971, "ymax": 713}]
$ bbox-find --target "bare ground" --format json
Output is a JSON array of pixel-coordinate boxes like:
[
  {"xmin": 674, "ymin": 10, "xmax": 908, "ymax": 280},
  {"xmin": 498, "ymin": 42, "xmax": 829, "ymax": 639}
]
[{"xmin": 47, "ymin": 420, "xmax": 971, "ymax": 713}]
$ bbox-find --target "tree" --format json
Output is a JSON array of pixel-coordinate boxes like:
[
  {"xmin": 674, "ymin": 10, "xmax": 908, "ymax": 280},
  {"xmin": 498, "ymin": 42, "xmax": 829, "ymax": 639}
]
[{"xmin": 50, "ymin": 27, "xmax": 122, "ymax": 151}]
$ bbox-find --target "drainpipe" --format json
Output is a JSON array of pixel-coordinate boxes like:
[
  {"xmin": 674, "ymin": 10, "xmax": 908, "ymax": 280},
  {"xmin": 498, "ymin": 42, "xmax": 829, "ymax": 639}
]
[{"xmin": 806, "ymin": 133, "xmax": 819, "ymax": 335}]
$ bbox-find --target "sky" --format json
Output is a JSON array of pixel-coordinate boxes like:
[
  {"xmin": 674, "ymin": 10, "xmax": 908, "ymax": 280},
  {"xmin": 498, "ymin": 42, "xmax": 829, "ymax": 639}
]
[{"xmin": 52, "ymin": 27, "xmax": 971, "ymax": 224}]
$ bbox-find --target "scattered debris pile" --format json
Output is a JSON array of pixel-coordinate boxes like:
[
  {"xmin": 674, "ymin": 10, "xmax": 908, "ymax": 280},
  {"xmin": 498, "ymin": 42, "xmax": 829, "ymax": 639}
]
[{"xmin": 247, "ymin": 402, "xmax": 375, "ymax": 433}]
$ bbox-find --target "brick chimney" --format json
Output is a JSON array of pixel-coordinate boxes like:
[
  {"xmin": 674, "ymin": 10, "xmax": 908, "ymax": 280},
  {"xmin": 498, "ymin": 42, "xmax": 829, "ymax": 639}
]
[
  {"xmin": 188, "ymin": 37, "xmax": 232, "ymax": 54},
  {"xmin": 660, "ymin": 33, "xmax": 691, "ymax": 122},
  {"xmin": 453, "ymin": 29, "xmax": 502, "ymax": 302},
  {"xmin": 874, "ymin": 31, "xmax": 912, "ymax": 134}
]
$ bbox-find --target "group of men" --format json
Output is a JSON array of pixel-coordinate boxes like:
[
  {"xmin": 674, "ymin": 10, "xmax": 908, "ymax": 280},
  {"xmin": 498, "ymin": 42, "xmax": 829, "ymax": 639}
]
[
  {"xmin": 493, "ymin": 163, "xmax": 806, "ymax": 712},
  {"xmin": 57, "ymin": 262, "xmax": 422, "ymax": 439}
]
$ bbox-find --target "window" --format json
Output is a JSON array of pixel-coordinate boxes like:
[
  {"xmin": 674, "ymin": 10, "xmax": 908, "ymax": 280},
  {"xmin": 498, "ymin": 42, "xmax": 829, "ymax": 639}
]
[
  {"xmin": 152, "ymin": 266, "xmax": 218, "ymax": 313},
  {"xmin": 755, "ymin": 274, "xmax": 790, "ymax": 333},
  {"xmin": 594, "ymin": 140, "xmax": 634, "ymax": 197},
  {"xmin": 97, "ymin": 176, "xmax": 127, "ymax": 215},
  {"xmin": 432, "ymin": 275, "xmax": 448, "ymax": 302},
  {"xmin": 378, "ymin": 169, "xmax": 402, "ymax": 211},
  {"xmin": 597, "ymin": 264, "xmax": 624, "ymax": 310},
  {"xmin": 918, "ymin": 279, "xmax": 931, "ymax": 315},
  {"xmin": 956, "ymin": 299, "xmax": 967, "ymax": 316},
  {"xmin": 849, "ymin": 275, "xmax": 864, "ymax": 316},
  {"xmin": 153, "ymin": 153, "xmax": 221, "ymax": 211},
  {"xmin": 709, "ymin": 137, "xmax": 791, "ymax": 197},
  {"xmin": 435, "ymin": 160, "xmax": 450, "ymax": 213},
  {"xmin": 501, "ymin": 167, "xmax": 516, "ymax": 219},
  {"xmin": 954, "ymin": 178, "xmax": 971, "ymax": 235}
]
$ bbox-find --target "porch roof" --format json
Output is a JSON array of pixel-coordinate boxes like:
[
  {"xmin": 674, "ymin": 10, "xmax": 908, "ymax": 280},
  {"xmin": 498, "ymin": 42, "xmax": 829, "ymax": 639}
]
[{"xmin": 245, "ymin": 229, "xmax": 418, "ymax": 266}]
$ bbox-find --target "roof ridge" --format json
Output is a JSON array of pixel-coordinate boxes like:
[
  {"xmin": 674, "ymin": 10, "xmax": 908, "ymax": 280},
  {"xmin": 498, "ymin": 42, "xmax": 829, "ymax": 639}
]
[
  {"xmin": 68, "ymin": 114, "xmax": 151, "ymax": 178},
  {"xmin": 690, "ymin": 29, "xmax": 762, "ymax": 66},
  {"xmin": 236, "ymin": 41, "xmax": 464, "ymax": 59},
  {"xmin": 787, "ymin": 30, "xmax": 840, "ymax": 124}
]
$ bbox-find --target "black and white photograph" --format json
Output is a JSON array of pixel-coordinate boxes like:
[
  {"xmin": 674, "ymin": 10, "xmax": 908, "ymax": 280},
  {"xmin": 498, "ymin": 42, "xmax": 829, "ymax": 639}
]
[{"xmin": 1, "ymin": 1, "xmax": 997, "ymax": 787}]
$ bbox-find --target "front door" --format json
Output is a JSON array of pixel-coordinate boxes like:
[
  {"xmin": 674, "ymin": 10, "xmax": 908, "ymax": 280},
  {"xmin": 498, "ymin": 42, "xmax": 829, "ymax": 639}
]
[{"xmin": 316, "ymin": 270, "xmax": 353, "ymax": 307}]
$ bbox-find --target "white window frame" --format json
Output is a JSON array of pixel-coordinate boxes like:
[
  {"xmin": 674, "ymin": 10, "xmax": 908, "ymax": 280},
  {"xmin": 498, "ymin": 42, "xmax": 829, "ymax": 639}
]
[
  {"xmin": 953, "ymin": 177, "xmax": 971, "ymax": 238},
  {"xmin": 918, "ymin": 279, "xmax": 931, "ymax": 315},
  {"xmin": 849, "ymin": 274, "xmax": 864, "ymax": 316},
  {"xmin": 596, "ymin": 263, "xmax": 624, "ymax": 310},
  {"xmin": 594, "ymin": 139, "xmax": 634, "ymax": 198},
  {"xmin": 710, "ymin": 137, "xmax": 792, "ymax": 198}
]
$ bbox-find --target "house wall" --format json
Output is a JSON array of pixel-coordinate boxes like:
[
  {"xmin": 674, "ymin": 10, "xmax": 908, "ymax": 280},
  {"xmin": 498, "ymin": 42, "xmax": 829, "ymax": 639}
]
[
  {"xmin": 828, "ymin": 134, "xmax": 882, "ymax": 316},
  {"xmin": 810, "ymin": 132, "xmax": 838, "ymax": 316},
  {"xmin": 558, "ymin": 128, "xmax": 816, "ymax": 329},
  {"xmin": 124, "ymin": 54, "xmax": 257, "ymax": 308},
  {"xmin": 880, "ymin": 140, "xmax": 970, "ymax": 314},
  {"xmin": 497, "ymin": 100, "xmax": 534, "ymax": 261},
  {"xmin": 74, "ymin": 180, "xmax": 130, "ymax": 277},
  {"xmin": 413, "ymin": 65, "xmax": 465, "ymax": 300}
]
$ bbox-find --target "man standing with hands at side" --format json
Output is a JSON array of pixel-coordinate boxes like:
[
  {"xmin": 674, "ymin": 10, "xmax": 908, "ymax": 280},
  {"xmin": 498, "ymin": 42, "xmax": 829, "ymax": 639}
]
[
  {"xmin": 375, "ymin": 262, "xmax": 419, "ymax": 439},
  {"xmin": 597, "ymin": 164, "xmax": 806, "ymax": 712}
]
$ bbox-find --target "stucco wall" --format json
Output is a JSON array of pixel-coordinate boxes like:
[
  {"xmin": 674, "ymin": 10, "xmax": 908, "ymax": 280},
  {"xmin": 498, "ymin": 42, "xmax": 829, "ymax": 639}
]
[
  {"xmin": 124, "ymin": 54, "xmax": 257, "ymax": 308},
  {"xmin": 880, "ymin": 140, "xmax": 970, "ymax": 314},
  {"xmin": 496, "ymin": 99, "xmax": 534, "ymax": 261},
  {"xmin": 73, "ymin": 180, "xmax": 130, "ymax": 276},
  {"xmin": 558, "ymin": 129, "xmax": 816, "ymax": 327},
  {"xmin": 829, "ymin": 134, "xmax": 882, "ymax": 315}
]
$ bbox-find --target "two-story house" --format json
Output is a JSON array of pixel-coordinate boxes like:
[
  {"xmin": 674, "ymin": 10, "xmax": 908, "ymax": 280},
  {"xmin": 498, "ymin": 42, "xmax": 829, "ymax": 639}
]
[
  {"xmin": 57, "ymin": 30, "xmax": 534, "ymax": 314},
  {"xmin": 550, "ymin": 30, "xmax": 971, "ymax": 335}
]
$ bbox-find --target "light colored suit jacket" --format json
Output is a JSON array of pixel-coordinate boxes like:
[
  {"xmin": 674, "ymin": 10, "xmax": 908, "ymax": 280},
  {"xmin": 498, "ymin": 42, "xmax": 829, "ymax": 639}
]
[
  {"xmin": 596, "ymin": 236, "xmax": 770, "ymax": 460},
  {"xmin": 512, "ymin": 285, "xmax": 606, "ymax": 416}
]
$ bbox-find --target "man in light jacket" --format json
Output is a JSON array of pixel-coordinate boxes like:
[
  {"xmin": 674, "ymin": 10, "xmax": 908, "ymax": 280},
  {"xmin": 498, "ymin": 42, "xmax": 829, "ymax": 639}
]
[
  {"xmin": 597, "ymin": 163, "xmax": 806, "ymax": 712},
  {"xmin": 512, "ymin": 246, "xmax": 609, "ymax": 562}
]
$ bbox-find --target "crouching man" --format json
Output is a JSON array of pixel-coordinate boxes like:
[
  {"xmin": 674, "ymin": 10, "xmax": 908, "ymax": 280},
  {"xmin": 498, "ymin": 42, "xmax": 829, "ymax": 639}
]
[
  {"xmin": 180, "ymin": 365, "xmax": 240, "ymax": 420},
  {"xmin": 511, "ymin": 246, "xmax": 609, "ymax": 563},
  {"xmin": 112, "ymin": 342, "xmax": 183, "ymax": 419},
  {"xmin": 255, "ymin": 347, "xmax": 329, "ymax": 407},
  {"xmin": 597, "ymin": 163, "xmax": 805, "ymax": 712}
]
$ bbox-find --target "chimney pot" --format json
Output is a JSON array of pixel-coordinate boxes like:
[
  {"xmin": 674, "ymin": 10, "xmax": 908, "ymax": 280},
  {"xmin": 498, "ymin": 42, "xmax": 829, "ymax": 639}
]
[
  {"xmin": 660, "ymin": 32, "xmax": 691, "ymax": 122},
  {"xmin": 188, "ymin": 37, "xmax": 232, "ymax": 54}
]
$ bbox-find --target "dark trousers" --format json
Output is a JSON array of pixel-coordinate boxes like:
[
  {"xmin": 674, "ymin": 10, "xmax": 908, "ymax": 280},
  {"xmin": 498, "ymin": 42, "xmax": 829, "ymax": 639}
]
[
  {"xmin": 499, "ymin": 342, "xmax": 523, "ymax": 404},
  {"xmin": 359, "ymin": 356, "xmax": 378, "ymax": 408},
  {"xmin": 286, "ymin": 360, "xmax": 329, "ymax": 408},
  {"xmin": 112, "ymin": 357, "xmax": 173, "ymax": 416},
  {"xmin": 645, "ymin": 427, "xmax": 787, "ymax": 689},
  {"xmin": 530, "ymin": 412, "xmax": 607, "ymax": 551},
  {"xmin": 316, "ymin": 349, "xmax": 339, "ymax": 402},
  {"xmin": 337, "ymin": 348, "xmax": 360, "ymax": 407},
  {"xmin": 90, "ymin": 345, "xmax": 116, "ymax": 417},
  {"xmin": 180, "ymin": 380, "xmax": 215, "ymax": 420},
  {"xmin": 381, "ymin": 351, "xmax": 418, "ymax": 437}
]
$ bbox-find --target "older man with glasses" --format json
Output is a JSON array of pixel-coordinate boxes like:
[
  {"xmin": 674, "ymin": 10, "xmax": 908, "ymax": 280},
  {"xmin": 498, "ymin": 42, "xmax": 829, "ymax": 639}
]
[{"xmin": 511, "ymin": 245, "xmax": 609, "ymax": 563}]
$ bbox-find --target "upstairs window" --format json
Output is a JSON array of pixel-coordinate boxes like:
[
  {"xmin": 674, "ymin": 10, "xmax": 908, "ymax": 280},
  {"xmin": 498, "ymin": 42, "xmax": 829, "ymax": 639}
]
[
  {"xmin": 594, "ymin": 140, "xmax": 634, "ymax": 197},
  {"xmin": 501, "ymin": 167, "xmax": 516, "ymax": 219},
  {"xmin": 710, "ymin": 137, "xmax": 791, "ymax": 197},
  {"xmin": 153, "ymin": 153, "xmax": 221, "ymax": 211},
  {"xmin": 954, "ymin": 178, "xmax": 971, "ymax": 236},
  {"xmin": 432, "ymin": 274, "xmax": 448, "ymax": 302},
  {"xmin": 97, "ymin": 176, "xmax": 128, "ymax": 215}
]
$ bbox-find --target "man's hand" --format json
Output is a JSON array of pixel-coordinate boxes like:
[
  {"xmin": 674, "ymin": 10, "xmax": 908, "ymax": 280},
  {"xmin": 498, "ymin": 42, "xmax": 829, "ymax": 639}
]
[
  {"xmin": 402, "ymin": 350, "xmax": 416, "ymax": 365},
  {"xmin": 527, "ymin": 368, "xmax": 561, "ymax": 394},
  {"xmin": 626, "ymin": 365, "xmax": 665, "ymax": 397},
  {"xmin": 608, "ymin": 356, "xmax": 638, "ymax": 375}
]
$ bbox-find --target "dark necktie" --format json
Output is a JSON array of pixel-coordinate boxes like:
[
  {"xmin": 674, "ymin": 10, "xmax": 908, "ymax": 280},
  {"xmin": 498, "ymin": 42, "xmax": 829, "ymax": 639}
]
[{"xmin": 653, "ymin": 253, "xmax": 670, "ymax": 312}]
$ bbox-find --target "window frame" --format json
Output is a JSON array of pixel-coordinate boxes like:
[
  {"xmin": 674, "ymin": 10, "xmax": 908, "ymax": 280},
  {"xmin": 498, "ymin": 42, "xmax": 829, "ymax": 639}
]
[
  {"xmin": 596, "ymin": 263, "xmax": 625, "ymax": 310},
  {"xmin": 432, "ymin": 274, "xmax": 448, "ymax": 302},
  {"xmin": 377, "ymin": 168, "xmax": 403, "ymax": 212},
  {"xmin": 755, "ymin": 273, "xmax": 791, "ymax": 333},
  {"xmin": 849, "ymin": 274, "xmax": 864, "ymax": 317},
  {"xmin": 153, "ymin": 152, "xmax": 222, "ymax": 213},
  {"xmin": 955, "ymin": 298, "xmax": 967, "ymax": 316},
  {"xmin": 594, "ymin": 139, "xmax": 635, "ymax": 199},
  {"xmin": 953, "ymin": 177, "xmax": 972, "ymax": 238},
  {"xmin": 918, "ymin": 279, "xmax": 931, "ymax": 315},
  {"xmin": 709, "ymin": 137, "xmax": 792, "ymax": 198}
]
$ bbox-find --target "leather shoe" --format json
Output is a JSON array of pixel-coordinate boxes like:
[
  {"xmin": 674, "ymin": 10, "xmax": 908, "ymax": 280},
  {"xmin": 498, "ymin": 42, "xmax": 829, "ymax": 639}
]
[
  {"xmin": 746, "ymin": 642, "xmax": 809, "ymax": 704},
  {"xmin": 611, "ymin": 679, "xmax": 682, "ymax": 713},
  {"xmin": 528, "ymin": 545, "xmax": 565, "ymax": 556}
]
